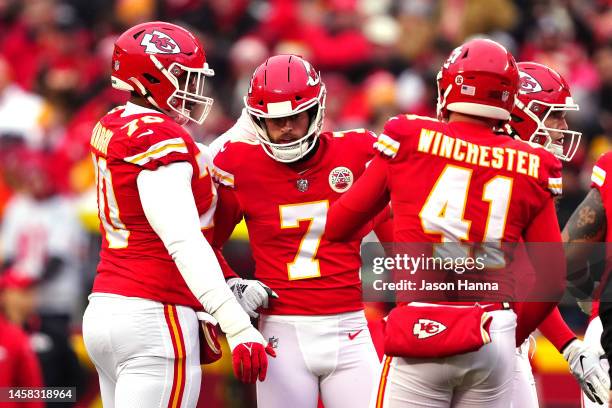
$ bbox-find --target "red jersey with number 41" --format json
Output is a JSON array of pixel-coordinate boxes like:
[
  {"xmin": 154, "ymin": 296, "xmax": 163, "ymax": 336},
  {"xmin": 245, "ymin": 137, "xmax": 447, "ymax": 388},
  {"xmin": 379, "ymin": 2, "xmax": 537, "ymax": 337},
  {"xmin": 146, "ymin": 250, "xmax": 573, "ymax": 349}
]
[
  {"xmin": 212, "ymin": 130, "xmax": 378, "ymax": 315},
  {"xmin": 89, "ymin": 105, "xmax": 215, "ymax": 309},
  {"xmin": 376, "ymin": 114, "xmax": 562, "ymax": 244}
]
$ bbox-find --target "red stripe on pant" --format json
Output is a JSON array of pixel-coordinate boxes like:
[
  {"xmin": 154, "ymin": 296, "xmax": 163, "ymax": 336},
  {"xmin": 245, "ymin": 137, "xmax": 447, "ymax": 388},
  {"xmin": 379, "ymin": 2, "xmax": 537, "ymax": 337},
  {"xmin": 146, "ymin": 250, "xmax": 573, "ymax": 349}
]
[
  {"xmin": 376, "ymin": 356, "xmax": 393, "ymax": 408},
  {"xmin": 164, "ymin": 304, "xmax": 186, "ymax": 408}
]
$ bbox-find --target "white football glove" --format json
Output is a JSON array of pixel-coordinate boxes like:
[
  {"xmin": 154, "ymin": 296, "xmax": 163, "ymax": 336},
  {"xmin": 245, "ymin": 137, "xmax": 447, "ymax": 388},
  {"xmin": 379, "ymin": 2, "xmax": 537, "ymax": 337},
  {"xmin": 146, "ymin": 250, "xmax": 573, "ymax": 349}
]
[
  {"xmin": 227, "ymin": 278, "xmax": 279, "ymax": 318},
  {"xmin": 563, "ymin": 339, "xmax": 610, "ymax": 405}
]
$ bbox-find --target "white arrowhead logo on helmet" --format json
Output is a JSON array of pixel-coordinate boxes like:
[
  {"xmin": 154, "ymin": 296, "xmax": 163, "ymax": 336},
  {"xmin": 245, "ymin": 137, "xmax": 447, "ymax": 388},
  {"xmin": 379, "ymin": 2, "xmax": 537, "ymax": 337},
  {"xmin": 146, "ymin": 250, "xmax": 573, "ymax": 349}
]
[
  {"xmin": 519, "ymin": 71, "xmax": 542, "ymax": 94},
  {"xmin": 413, "ymin": 319, "xmax": 447, "ymax": 339},
  {"xmin": 141, "ymin": 30, "xmax": 181, "ymax": 54},
  {"xmin": 301, "ymin": 59, "xmax": 320, "ymax": 86}
]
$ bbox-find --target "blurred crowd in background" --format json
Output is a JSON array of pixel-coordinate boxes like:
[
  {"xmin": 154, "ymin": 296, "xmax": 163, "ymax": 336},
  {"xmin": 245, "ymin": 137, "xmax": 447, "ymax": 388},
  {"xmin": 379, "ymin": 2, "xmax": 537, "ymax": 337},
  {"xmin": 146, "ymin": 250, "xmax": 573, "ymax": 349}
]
[{"xmin": 0, "ymin": 0, "xmax": 611, "ymax": 406}]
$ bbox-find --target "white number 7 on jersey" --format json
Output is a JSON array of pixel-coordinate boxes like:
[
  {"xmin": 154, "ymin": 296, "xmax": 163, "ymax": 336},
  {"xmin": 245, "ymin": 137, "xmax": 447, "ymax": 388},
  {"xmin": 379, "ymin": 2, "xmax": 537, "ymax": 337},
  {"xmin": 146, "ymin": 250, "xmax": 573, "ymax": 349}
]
[{"xmin": 279, "ymin": 201, "xmax": 329, "ymax": 280}]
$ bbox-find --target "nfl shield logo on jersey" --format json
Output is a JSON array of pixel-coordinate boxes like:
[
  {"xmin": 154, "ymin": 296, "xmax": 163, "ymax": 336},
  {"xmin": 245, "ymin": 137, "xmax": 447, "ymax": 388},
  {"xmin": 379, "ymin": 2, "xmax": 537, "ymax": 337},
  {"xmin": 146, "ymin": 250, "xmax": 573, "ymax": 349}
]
[
  {"xmin": 329, "ymin": 167, "xmax": 353, "ymax": 193},
  {"xmin": 413, "ymin": 319, "xmax": 447, "ymax": 339},
  {"xmin": 296, "ymin": 178, "xmax": 309, "ymax": 192}
]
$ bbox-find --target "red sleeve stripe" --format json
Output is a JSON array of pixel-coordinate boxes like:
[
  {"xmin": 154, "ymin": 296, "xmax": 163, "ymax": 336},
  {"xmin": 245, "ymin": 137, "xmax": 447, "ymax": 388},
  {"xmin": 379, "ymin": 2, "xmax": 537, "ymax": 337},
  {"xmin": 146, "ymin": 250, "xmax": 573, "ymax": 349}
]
[{"xmin": 164, "ymin": 304, "xmax": 187, "ymax": 408}]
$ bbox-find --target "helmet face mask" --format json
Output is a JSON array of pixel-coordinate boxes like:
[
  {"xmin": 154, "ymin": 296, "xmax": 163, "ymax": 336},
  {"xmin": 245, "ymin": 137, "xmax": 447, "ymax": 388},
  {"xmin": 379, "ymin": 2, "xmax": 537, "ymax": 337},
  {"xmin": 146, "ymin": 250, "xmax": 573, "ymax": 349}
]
[
  {"xmin": 245, "ymin": 55, "xmax": 326, "ymax": 163},
  {"xmin": 111, "ymin": 22, "xmax": 215, "ymax": 125},
  {"xmin": 510, "ymin": 62, "xmax": 581, "ymax": 162},
  {"xmin": 165, "ymin": 60, "xmax": 214, "ymax": 125},
  {"xmin": 522, "ymin": 100, "xmax": 580, "ymax": 161},
  {"xmin": 247, "ymin": 89, "xmax": 326, "ymax": 163}
]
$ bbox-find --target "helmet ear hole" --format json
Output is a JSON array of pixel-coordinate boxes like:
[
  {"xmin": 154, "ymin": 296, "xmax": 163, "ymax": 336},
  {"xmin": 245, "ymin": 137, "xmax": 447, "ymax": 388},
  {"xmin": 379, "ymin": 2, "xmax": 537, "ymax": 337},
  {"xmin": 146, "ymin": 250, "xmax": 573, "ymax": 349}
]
[
  {"xmin": 171, "ymin": 66, "xmax": 183, "ymax": 76},
  {"xmin": 143, "ymin": 73, "xmax": 160, "ymax": 84},
  {"xmin": 132, "ymin": 29, "xmax": 146, "ymax": 39},
  {"xmin": 295, "ymin": 95, "xmax": 302, "ymax": 101}
]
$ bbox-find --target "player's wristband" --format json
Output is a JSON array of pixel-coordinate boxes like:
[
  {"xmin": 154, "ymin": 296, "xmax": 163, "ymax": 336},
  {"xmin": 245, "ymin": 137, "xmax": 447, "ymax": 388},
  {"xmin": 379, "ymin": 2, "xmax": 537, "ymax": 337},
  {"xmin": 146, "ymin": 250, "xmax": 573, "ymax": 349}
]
[
  {"xmin": 210, "ymin": 296, "xmax": 252, "ymax": 338},
  {"xmin": 559, "ymin": 337, "xmax": 578, "ymax": 354}
]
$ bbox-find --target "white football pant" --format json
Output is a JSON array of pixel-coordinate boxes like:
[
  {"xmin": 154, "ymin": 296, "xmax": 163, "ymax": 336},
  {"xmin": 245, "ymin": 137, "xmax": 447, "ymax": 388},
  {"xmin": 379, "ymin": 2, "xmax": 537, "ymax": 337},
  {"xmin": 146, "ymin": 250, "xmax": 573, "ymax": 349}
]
[
  {"xmin": 257, "ymin": 310, "xmax": 380, "ymax": 408},
  {"xmin": 510, "ymin": 337, "xmax": 538, "ymax": 407},
  {"xmin": 83, "ymin": 294, "xmax": 202, "ymax": 408},
  {"xmin": 373, "ymin": 310, "xmax": 516, "ymax": 408}
]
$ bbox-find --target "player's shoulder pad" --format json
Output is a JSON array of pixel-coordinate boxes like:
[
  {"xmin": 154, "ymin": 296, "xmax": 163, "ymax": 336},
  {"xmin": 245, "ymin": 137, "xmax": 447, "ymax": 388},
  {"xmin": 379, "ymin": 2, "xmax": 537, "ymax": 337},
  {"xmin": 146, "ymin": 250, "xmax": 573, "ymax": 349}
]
[
  {"xmin": 375, "ymin": 114, "xmax": 440, "ymax": 159},
  {"xmin": 327, "ymin": 128, "xmax": 378, "ymax": 156},
  {"xmin": 329, "ymin": 128, "xmax": 377, "ymax": 140},
  {"xmin": 209, "ymin": 132, "xmax": 257, "ymax": 188},
  {"xmin": 121, "ymin": 115, "xmax": 195, "ymax": 169},
  {"xmin": 210, "ymin": 107, "xmax": 260, "ymax": 158},
  {"xmin": 209, "ymin": 129, "xmax": 259, "ymax": 160}
]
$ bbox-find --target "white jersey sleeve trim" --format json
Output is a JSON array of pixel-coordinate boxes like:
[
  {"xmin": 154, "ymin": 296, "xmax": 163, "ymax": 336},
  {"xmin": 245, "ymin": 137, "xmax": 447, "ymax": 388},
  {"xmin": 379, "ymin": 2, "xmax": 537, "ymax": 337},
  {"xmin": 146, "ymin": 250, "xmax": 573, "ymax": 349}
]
[
  {"xmin": 125, "ymin": 138, "xmax": 188, "ymax": 166},
  {"xmin": 374, "ymin": 133, "xmax": 400, "ymax": 158},
  {"xmin": 547, "ymin": 177, "xmax": 563, "ymax": 195},
  {"xmin": 210, "ymin": 167, "xmax": 235, "ymax": 187},
  {"xmin": 592, "ymin": 165, "xmax": 606, "ymax": 187}
]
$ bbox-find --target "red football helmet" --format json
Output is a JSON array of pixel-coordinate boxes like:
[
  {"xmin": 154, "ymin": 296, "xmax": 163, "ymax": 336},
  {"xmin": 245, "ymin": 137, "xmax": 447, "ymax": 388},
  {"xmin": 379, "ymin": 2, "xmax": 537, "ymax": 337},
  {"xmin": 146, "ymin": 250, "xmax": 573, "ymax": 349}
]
[
  {"xmin": 111, "ymin": 21, "xmax": 214, "ymax": 125},
  {"xmin": 508, "ymin": 62, "xmax": 580, "ymax": 162},
  {"xmin": 245, "ymin": 55, "xmax": 326, "ymax": 163},
  {"xmin": 437, "ymin": 39, "xmax": 519, "ymax": 121}
]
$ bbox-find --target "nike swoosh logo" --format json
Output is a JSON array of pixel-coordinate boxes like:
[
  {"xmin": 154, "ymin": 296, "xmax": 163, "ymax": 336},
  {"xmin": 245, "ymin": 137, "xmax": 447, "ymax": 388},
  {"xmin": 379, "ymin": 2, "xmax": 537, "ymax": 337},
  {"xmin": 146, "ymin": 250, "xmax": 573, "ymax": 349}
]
[
  {"xmin": 580, "ymin": 355, "xmax": 586, "ymax": 373},
  {"xmin": 348, "ymin": 330, "xmax": 363, "ymax": 340}
]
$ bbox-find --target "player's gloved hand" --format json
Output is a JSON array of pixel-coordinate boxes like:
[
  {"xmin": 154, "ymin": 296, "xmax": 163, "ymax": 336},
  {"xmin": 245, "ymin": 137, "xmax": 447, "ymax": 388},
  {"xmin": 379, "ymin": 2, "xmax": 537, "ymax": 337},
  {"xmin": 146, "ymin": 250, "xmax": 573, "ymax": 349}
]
[
  {"xmin": 563, "ymin": 339, "xmax": 610, "ymax": 405},
  {"xmin": 227, "ymin": 278, "xmax": 278, "ymax": 318},
  {"xmin": 226, "ymin": 325, "xmax": 276, "ymax": 383}
]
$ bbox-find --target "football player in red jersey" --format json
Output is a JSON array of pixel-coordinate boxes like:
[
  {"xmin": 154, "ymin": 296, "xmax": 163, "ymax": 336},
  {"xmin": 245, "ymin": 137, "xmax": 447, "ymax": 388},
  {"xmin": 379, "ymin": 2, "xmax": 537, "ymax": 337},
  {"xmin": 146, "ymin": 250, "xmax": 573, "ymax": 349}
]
[
  {"xmin": 507, "ymin": 62, "xmax": 609, "ymax": 407},
  {"xmin": 563, "ymin": 149, "xmax": 612, "ymax": 406},
  {"xmin": 208, "ymin": 55, "xmax": 390, "ymax": 408},
  {"xmin": 325, "ymin": 39, "xmax": 566, "ymax": 407},
  {"xmin": 81, "ymin": 21, "xmax": 272, "ymax": 408}
]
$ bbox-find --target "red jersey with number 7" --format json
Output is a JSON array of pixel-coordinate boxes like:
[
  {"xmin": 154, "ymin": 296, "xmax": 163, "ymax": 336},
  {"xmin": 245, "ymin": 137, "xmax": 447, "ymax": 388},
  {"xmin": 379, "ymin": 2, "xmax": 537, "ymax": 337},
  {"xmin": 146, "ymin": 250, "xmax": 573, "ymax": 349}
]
[
  {"xmin": 89, "ymin": 105, "xmax": 216, "ymax": 309},
  {"xmin": 211, "ymin": 130, "xmax": 378, "ymax": 315}
]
